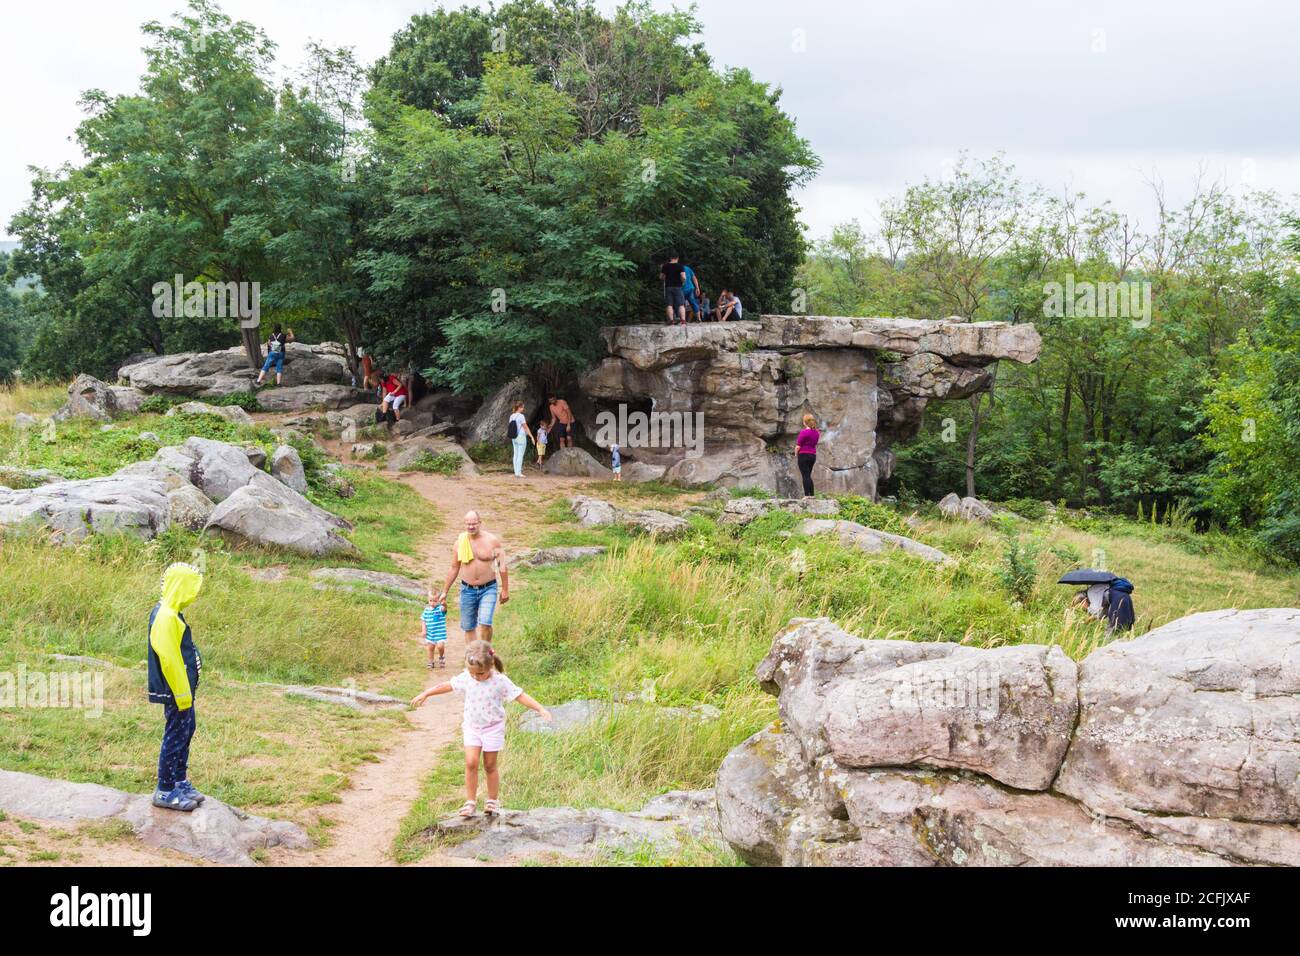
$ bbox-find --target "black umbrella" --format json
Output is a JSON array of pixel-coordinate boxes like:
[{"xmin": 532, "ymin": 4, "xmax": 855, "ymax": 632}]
[{"xmin": 1057, "ymin": 568, "xmax": 1117, "ymax": 585}]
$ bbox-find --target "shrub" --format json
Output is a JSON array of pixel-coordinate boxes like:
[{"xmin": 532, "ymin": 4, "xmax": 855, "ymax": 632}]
[
  {"xmin": 139, "ymin": 395, "xmax": 177, "ymax": 415},
  {"xmin": 406, "ymin": 451, "xmax": 463, "ymax": 476},
  {"xmin": 994, "ymin": 520, "xmax": 1040, "ymax": 605},
  {"xmin": 1000, "ymin": 497, "xmax": 1048, "ymax": 521},
  {"xmin": 467, "ymin": 441, "xmax": 511, "ymax": 464}
]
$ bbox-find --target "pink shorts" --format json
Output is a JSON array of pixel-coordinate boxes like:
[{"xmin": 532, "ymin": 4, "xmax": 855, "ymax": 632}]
[{"xmin": 463, "ymin": 720, "xmax": 506, "ymax": 752}]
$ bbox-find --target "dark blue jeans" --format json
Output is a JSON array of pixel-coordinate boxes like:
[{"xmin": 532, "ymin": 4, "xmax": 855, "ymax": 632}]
[{"xmin": 158, "ymin": 700, "xmax": 197, "ymax": 791}]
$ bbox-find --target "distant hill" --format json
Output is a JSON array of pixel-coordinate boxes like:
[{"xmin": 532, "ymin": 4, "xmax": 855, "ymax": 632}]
[{"xmin": 0, "ymin": 241, "xmax": 41, "ymax": 293}]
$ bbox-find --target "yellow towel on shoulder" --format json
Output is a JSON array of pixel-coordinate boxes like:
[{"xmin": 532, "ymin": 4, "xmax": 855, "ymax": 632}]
[{"xmin": 456, "ymin": 532, "xmax": 474, "ymax": 564}]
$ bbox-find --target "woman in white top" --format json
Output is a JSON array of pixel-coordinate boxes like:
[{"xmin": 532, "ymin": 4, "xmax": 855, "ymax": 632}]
[{"xmin": 508, "ymin": 401, "xmax": 535, "ymax": 477}]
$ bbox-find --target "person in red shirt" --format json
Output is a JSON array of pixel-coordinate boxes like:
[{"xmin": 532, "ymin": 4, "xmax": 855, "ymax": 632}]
[{"xmin": 378, "ymin": 370, "xmax": 408, "ymax": 423}]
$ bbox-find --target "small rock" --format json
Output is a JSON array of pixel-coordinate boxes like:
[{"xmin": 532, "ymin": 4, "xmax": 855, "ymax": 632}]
[
  {"xmin": 569, "ymin": 496, "xmax": 621, "ymax": 527},
  {"xmin": 626, "ymin": 509, "xmax": 689, "ymax": 538},
  {"xmin": 166, "ymin": 401, "xmax": 255, "ymax": 425}
]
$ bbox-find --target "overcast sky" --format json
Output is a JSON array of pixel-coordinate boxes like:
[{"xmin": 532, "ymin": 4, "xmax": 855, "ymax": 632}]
[{"xmin": 3, "ymin": 0, "xmax": 1298, "ymax": 242}]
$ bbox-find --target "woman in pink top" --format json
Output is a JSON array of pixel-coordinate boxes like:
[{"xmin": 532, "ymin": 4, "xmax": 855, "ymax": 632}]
[{"xmin": 795, "ymin": 413, "xmax": 820, "ymax": 497}]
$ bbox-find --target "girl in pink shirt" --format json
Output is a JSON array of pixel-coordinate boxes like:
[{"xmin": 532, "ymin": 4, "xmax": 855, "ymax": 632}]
[{"xmin": 411, "ymin": 640, "xmax": 552, "ymax": 817}]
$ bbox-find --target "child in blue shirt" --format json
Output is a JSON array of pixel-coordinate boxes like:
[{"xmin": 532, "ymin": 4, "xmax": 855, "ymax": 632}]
[
  {"xmin": 418, "ymin": 599, "xmax": 448, "ymax": 669},
  {"xmin": 611, "ymin": 443, "xmax": 622, "ymax": 481}
]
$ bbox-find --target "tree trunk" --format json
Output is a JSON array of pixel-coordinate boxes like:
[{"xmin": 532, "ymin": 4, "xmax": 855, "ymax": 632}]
[
  {"xmin": 240, "ymin": 326, "xmax": 262, "ymax": 371},
  {"xmin": 966, "ymin": 392, "xmax": 984, "ymax": 499},
  {"xmin": 341, "ymin": 311, "xmax": 362, "ymax": 384}
]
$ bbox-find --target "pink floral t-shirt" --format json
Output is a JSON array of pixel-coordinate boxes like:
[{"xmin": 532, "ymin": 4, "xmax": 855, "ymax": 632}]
[{"xmin": 450, "ymin": 670, "xmax": 523, "ymax": 729}]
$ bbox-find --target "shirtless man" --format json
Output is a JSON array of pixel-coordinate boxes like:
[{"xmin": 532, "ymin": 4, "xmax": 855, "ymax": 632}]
[
  {"xmin": 430, "ymin": 511, "xmax": 509, "ymax": 642},
  {"xmin": 546, "ymin": 394, "xmax": 576, "ymax": 449}
]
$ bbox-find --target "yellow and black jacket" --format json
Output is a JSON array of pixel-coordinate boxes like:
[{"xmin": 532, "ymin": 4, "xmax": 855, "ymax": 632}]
[{"xmin": 147, "ymin": 563, "xmax": 203, "ymax": 709}]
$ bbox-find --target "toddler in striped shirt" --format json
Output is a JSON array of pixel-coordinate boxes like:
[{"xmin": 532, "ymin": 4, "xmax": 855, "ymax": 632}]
[{"xmin": 418, "ymin": 599, "xmax": 448, "ymax": 669}]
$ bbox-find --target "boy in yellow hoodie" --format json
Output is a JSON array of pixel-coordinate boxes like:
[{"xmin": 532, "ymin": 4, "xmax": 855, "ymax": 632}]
[{"xmin": 147, "ymin": 563, "xmax": 205, "ymax": 812}]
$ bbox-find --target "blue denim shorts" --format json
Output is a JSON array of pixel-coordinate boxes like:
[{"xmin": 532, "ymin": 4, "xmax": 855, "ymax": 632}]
[
  {"xmin": 261, "ymin": 350, "xmax": 284, "ymax": 374},
  {"xmin": 459, "ymin": 580, "xmax": 498, "ymax": 631}
]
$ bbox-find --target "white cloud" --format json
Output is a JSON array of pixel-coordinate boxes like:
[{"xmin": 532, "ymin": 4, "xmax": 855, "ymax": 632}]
[{"xmin": 3, "ymin": 0, "xmax": 1298, "ymax": 242}]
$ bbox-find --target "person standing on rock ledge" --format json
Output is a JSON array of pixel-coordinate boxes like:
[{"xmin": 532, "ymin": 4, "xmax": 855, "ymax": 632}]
[
  {"xmin": 795, "ymin": 414, "xmax": 820, "ymax": 497},
  {"xmin": 431, "ymin": 511, "xmax": 510, "ymax": 643}
]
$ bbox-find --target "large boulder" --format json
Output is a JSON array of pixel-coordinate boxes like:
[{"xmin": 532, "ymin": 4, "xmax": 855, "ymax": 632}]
[
  {"xmin": 387, "ymin": 437, "xmax": 479, "ymax": 476},
  {"xmin": 119, "ymin": 342, "xmax": 350, "ymax": 397},
  {"xmin": 166, "ymin": 483, "xmax": 216, "ymax": 531},
  {"xmin": 1055, "ymin": 608, "xmax": 1300, "ymax": 824},
  {"xmin": 0, "ymin": 474, "xmax": 170, "ymax": 541},
  {"xmin": 461, "ymin": 376, "xmax": 542, "ymax": 448},
  {"xmin": 255, "ymin": 384, "xmax": 373, "ymax": 412},
  {"xmin": 205, "ymin": 482, "xmax": 358, "ymax": 557},
  {"xmin": 543, "ymin": 447, "xmax": 612, "ymax": 479},
  {"xmin": 166, "ymin": 401, "xmax": 255, "ymax": 425},
  {"xmin": 53, "ymin": 374, "xmax": 147, "ymax": 422},
  {"xmin": 717, "ymin": 611, "xmax": 1300, "ymax": 866},
  {"xmin": 720, "ymin": 495, "xmax": 840, "ymax": 525}
]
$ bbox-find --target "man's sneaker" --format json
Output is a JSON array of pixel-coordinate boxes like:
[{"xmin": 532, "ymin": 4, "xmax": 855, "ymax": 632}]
[
  {"xmin": 178, "ymin": 780, "xmax": 206, "ymax": 805},
  {"xmin": 152, "ymin": 787, "xmax": 199, "ymax": 813}
]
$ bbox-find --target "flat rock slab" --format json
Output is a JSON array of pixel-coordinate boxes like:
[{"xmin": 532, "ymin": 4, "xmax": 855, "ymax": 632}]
[
  {"xmin": 0, "ymin": 769, "xmax": 308, "ymax": 866},
  {"xmin": 431, "ymin": 790, "xmax": 722, "ymax": 861},
  {"xmin": 797, "ymin": 518, "xmax": 949, "ymax": 563},
  {"xmin": 511, "ymin": 546, "xmax": 607, "ymax": 568},
  {"xmin": 308, "ymin": 567, "xmax": 425, "ymax": 599},
  {"xmin": 518, "ymin": 699, "xmax": 723, "ymax": 734},
  {"xmin": 543, "ymin": 447, "xmax": 612, "ymax": 479},
  {"xmin": 278, "ymin": 685, "xmax": 407, "ymax": 710},
  {"xmin": 721, "ymin": 495, "xmax": 840, "ymax": 524}
]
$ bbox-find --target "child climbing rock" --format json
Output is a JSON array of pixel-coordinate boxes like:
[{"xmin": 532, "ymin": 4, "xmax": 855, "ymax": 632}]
[
  {"xmin": 410, "ymin": 640, "xmax": 551, "ymax": 818},
  {"xmin": 147, "ymin": 562, "xmax": 206, "ymax": 812}
]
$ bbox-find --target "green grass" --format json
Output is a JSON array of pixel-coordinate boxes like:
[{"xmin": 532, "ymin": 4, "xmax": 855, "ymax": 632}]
[
  {"xmin": 404, "ymin": 450, "xmax": 464, "ymax": 476},
  {"xmin": 395, "ymin": 498, "xmax": 1300, "ymax": 863},
  {"xmin": 0, "ymin": 380, "xmax": 66, "ymax": 419}
]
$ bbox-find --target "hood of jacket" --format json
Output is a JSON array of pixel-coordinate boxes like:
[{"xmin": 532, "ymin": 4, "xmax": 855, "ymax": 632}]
[{"xmin": 160, "ymin": 562, "xmax": 203, "ymax": 613}]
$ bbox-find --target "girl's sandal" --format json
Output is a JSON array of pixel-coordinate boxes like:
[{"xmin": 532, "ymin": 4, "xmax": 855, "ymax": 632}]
[
  {"xmin": 457, "ymin": 800, "xmax": 477, "ymax": 818},
  {"xmin": 484, "ymin": 799, "xmax": 501, "ymax": 817}
]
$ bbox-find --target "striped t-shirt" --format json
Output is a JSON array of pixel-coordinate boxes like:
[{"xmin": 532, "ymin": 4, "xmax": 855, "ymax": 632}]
[{"xmin": 421, "ymin": 605, "xmax": 447, "ymax": 643}]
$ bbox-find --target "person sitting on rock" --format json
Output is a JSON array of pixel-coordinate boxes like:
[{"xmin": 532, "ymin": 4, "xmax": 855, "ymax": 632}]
[
  {"xmin": 255, "ymin": 325, "xmax": 295, "ymax": 387},
  {"xmin": 377, "ymin": 370, "xmax": 408, "ymax": 427},
  {"xmin": 717, "ymin": 289, "xmax": 743, "ymax": 322}
]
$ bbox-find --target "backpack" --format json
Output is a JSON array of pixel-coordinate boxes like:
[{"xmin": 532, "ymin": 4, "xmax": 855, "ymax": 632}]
[
  {"xmin": 1104, "ymin": 578, "xmax": 1136, "ymax": 631},
  {"xmin": 507, "ymin": 418, "xmax": 519, "ymax": 440}
]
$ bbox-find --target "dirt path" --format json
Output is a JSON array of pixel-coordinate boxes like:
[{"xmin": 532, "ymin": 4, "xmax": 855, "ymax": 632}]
[{"xmin": 281, "ymin": 444, "xmax": 611, "ymax": 867}]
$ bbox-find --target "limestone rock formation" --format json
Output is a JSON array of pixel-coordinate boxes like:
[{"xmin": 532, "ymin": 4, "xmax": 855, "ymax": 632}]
[
  {"xmin": 461, "ymin": 375, "xmax": 541, "ymax": 447},
  {"xmin": 716, "ymin": 611, "xmax": 1300, "ymax": 866},
  {"xmin": 119, "ymin": 341, "xmax": 350, "ymax": 398},
  {"xmin": 510, "ymin": 545, "xmax": 608, "ymax": 568},
  {"xmin": 579, "ymin": 315, "xmax": 1040, "ymax": 498},
  {"xmin": 938, "ymin": 492, "xmax": 996, "ymax": 521},
  {"xmin": 309, "ymin": 567, "xmax": 425, "ymax": 599}
]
